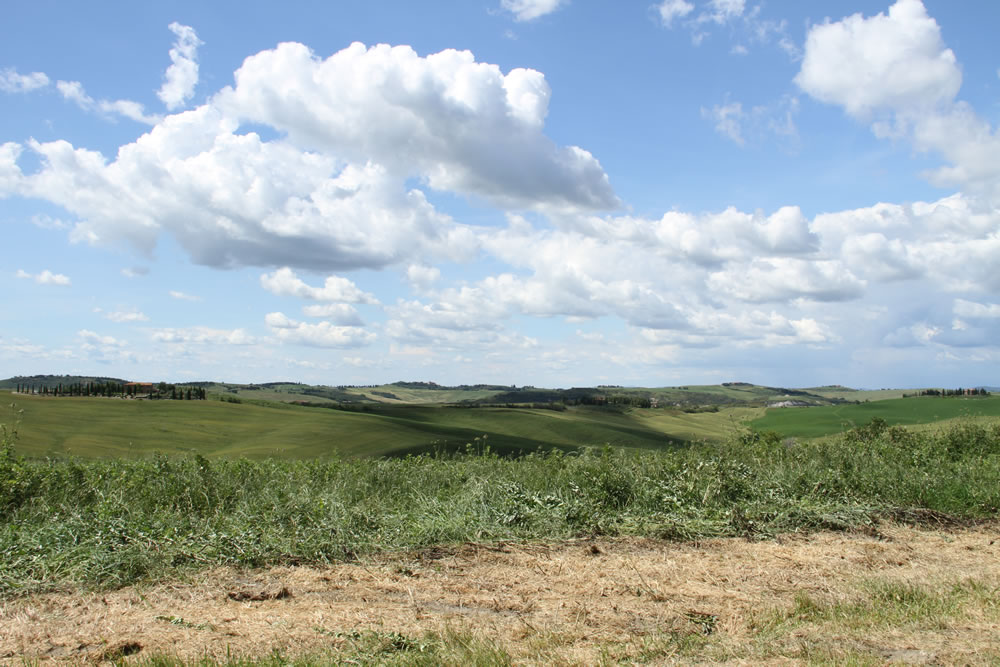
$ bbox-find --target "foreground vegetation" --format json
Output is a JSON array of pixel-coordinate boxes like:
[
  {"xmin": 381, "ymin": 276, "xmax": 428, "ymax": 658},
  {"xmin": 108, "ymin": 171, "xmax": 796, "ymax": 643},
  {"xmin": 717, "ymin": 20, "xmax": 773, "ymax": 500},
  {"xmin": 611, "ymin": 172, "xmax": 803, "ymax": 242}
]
[{"xmin": 2, "ymin": 410, "xmax": 998, "ymax": 597}]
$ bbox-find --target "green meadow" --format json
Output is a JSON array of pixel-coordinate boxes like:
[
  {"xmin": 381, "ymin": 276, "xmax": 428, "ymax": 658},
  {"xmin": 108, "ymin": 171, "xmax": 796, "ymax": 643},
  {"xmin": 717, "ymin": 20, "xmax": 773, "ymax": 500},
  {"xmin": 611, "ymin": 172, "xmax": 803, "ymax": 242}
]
[{"xmin": 751, "ymin": 395, "xmax": 1000, "ymax": 439}]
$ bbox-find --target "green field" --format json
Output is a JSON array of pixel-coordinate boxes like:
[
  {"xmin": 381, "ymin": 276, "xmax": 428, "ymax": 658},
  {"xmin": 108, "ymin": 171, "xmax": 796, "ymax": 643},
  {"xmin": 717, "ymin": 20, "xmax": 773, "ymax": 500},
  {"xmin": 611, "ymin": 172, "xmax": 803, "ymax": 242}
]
[
  {"xmin": 751, "ymin": 395, "xmax": 1000, "ymax": 438},
  {"xmin": 1, "ymin": 391, "xmax": 756, "ymax": 459}
]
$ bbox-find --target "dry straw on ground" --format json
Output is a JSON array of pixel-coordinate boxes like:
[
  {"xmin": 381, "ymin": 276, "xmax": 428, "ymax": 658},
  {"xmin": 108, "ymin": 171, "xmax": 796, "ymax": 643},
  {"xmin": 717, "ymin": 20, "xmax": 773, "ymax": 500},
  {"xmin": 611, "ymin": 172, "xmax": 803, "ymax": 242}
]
[{"xmin": 2, "ymin": 522, "xmax": 998, "ymax": 665}]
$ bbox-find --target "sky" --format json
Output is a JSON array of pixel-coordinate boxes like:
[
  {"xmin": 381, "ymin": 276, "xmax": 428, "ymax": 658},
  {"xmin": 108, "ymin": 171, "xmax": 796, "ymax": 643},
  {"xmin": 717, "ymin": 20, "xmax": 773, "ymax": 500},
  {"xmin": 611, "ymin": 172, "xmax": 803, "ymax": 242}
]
[{"xmin": 2, "ymin": 0, "xmax": 1000, "ymax": 389}]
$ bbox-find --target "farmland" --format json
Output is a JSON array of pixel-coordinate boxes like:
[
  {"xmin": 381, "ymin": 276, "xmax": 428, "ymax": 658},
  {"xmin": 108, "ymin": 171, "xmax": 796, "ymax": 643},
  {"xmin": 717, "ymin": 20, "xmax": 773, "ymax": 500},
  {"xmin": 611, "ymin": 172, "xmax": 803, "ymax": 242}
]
[
  {"xmin": 1, "ymin": 391, "xmax": 748, "ymax": 459},
  {"xmin": 751, "ymin": 395, "xmax": 1000, "ymax": 439}
]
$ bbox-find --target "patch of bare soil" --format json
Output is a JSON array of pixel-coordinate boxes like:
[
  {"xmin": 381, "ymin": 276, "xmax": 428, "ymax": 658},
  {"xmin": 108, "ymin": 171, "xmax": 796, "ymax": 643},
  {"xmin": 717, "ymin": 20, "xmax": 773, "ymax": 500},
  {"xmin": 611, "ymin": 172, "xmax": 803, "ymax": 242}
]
[{"xmin": 2, "ymin": 523, "xmax": 998, "ymax": 665}]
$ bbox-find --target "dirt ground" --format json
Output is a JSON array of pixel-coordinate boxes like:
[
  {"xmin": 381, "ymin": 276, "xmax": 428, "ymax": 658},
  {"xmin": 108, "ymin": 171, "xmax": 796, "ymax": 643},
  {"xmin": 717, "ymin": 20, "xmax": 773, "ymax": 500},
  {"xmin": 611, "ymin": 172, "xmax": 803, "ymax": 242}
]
[{"xmin": 2, "ymin": 523, "xmax": 998, "ymax": 665}]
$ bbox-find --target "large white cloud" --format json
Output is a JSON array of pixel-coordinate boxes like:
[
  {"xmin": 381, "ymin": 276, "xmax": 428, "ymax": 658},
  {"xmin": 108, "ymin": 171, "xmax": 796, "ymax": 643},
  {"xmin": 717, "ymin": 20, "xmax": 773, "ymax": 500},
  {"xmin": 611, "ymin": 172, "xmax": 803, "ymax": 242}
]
[
  {"xmin": 796, "ymin": 0, "xmax": 960, "ymax": 117},
  {"xmin": 214, "ymin": 42, "xmax": 617, "ymax": 210},
  {"xmin": 796, "ymin": 1, "xmax": 1000, "ymax": 202},
  {"xmin": 16, "ymin": 107, "xmax": 468, "ymax": 270},
  {"xmin": 5, "ymin": 41, "xmax": 615, "ymax": 273}
]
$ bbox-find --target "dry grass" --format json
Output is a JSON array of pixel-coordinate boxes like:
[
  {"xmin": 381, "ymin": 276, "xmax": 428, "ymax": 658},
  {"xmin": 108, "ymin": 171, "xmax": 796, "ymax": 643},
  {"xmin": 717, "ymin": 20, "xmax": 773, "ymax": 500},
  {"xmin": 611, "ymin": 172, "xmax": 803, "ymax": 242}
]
[{"xmin": 2, "ymin": 523, "xmax": 999, "ymax": 665}]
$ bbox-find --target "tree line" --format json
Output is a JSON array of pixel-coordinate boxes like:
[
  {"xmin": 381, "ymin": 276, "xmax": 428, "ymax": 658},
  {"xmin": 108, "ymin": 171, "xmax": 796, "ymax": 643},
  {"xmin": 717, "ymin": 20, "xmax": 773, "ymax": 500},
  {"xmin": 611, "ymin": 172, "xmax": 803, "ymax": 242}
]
[
  {"xmin": 14, "ymin": 381, "xmax": 206, "ymax": 400},
  {"xmin": 904, "ymin": 388, "xmax": 990, "ymax": 397}
]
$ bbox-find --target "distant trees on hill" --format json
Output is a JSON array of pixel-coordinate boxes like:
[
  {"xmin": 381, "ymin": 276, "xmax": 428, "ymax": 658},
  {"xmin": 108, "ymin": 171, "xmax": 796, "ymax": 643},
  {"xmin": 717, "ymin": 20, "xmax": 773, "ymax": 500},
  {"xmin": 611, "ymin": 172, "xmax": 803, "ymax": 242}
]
[
  {"xmin": 904, "ymin": 388, "xmax": 990, "ymax": 397},
  {"xmin": 13, "ymin": 380, "xmax": 206, "ymax": 400}
]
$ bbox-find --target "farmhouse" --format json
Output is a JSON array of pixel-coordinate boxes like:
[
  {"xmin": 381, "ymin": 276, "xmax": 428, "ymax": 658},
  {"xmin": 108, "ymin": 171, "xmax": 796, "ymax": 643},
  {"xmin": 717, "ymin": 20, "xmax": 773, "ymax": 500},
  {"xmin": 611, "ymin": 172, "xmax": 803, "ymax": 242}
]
[{"xmin": 125, "ymin": 382, "xmax": 155, "ymax": 397}]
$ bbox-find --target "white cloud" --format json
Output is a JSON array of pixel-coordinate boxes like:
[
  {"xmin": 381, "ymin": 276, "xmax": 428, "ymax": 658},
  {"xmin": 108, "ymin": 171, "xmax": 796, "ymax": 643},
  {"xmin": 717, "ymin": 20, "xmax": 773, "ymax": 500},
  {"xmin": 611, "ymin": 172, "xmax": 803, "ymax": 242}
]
[
  {"xmin": 78, "ymin": 329, "xmax": 136, "ymax": 364},
  {"xmin": 406, "ymin": 264, "xmax": 441, "ymax": 290},
  {"xmin": 0, "ymin": 67, "xmax": 49, "ymax": 93},
  {"xmin": 30, "ymin": 214, "xmax": 69, "ymax": 229},
  {"xmin": 151, "ymin": 327, "xmax": 255, "ymax": 345},
  {"xmin": 121, "ymin": 266, "xmax": 149, "ymax": 278},
  {"xmin": 99, "ymin": 99, "xmax": 162, "ymax": 125},
  {"xmin": 706, "ymin": 258, "xmax": 866, "ymax": 303},
  {"xmin": 56, "ymin": 80, "xmax": 91, "ymax": 107},
  {"xmin": 0, "ymin": 142, "xmax": 23, "ymax": 195},
  {"xmin": 9, "ymin": 41, "xmax": 618, "ymax": 274},
  {"xmin": 261, "ymin": 267, "xmax": 379, "ymax": 303},
  {"xmin": 953, "ymin": 299, "xmax": 1000, "ymax": 319},
  {"xmin": 57, "ymin": 80, "xmax": 161, "ymax": 125},
  {"xmin": 641, "ymin": 309, "xmax": 835, "ymax": 349},
  {"xmin": 16, "ymin": 269, "xmax": 71, "ymax": 286},
  {"xmin": 657, "ymin": 0, "xmax": 694, "ymax": 27},
  {"xmin": 301, "ymin": 303, "xmax": 364, "ymax": 326},
  {"xmin": 79, "ymin": 329, "xmax": 123, "ymax": 346},
  {"xmin": 215, "ymin": 41, "xmax": 616, "ymax": 210},
  {"xmin": 658, "ymin": 0, "xmax": 791, "ymax": 56},
  {"xmin": 500, "ymin": 0, "xmax": 568, "ymax": 22},
  {"xmin": 795, "ymin": 0, "xmax": 960, "ymax": 117},
  {"xmin": 704, "ymin": 0, "xmax": 745, "ymax": 25},
  {"xmin": 703, "ymin": 95, "xmax": 800, "ymax": 149},
  {"xmin": 169, "ymin": 290, "xmax": 202, "ymax": 301},
  {"xmin": 796, "ymin": 1, "xmax": 1000, "ymax": 220},
  {"xmin": 36, "ymin": 269, "xmax": 71, "ymax": 286},
  {"xmin": 702, "ymin": 101, "xmax": 745, "ymax": 145},
  {"xmin": 158, "ymin": 22, "xmax": 202, "ymax": 110},
  {"xmin": 104, "ymin": 309, "xmax": 150, "ymax": 323},
  {"xmin": 265, "ymin": 311, "xmax": 375, "ymax": 348}
]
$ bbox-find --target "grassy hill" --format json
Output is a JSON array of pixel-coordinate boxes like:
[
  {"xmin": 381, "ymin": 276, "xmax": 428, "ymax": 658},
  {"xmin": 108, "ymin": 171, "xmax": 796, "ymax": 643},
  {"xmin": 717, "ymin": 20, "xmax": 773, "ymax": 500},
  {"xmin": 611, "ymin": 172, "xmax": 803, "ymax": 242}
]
[
  {"xmin": 750, "ymin": 395, "xmax": 1000, "ymax": 439},
  {"xmin": 0, "ymin": 391, "xmax": 758, "ymax": 459},
  {"xmin": 5, "ymin": 377, "xmax": 992, "ymax": 459},
  {"xmin": 3, "ymin": 376, "xmax": 857, "ymax": 408}
]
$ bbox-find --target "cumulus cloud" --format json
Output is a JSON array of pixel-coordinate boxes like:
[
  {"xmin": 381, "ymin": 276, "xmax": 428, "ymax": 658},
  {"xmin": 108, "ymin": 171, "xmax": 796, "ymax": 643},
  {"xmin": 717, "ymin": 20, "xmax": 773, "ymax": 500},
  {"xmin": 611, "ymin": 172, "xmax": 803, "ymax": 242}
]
[
  {"xmin": 169, "ymin": 290, "xmax": 202, "ymax": 301},
  {"xmin": 500, "ymin": 0, "xmax": 568, "ymax": 22},
  {"xmin": 796, "ymin": 0, "xmax": 960, "ymax": 117},
  {"xmin": 796, "ymin": 1, "xmax": 1000, "ymax": 211},
  {"xmin": 158, "ymin": 22, "xmax": 202, "ymax": 110},
  {"xmin": 215, "ymin": 41, "xmax": 617, "ymax": 210},
  {"xmin": 0, "ymin": 67, "xmax": 49, "ymax": 93},
  {"xmin": 9, "ymin": 40, "xmax": 618, "ymax": 273},
  {"xmin": 16, "ymin": 269, "xmax": 71, "ymax": 286},
  {"xmin": 260, "ymin": 267, "xmax": 378, "ymax": 303},
  {"xmin": 265, "ymin": 311, "xmax": 375, "ymax": 348}
]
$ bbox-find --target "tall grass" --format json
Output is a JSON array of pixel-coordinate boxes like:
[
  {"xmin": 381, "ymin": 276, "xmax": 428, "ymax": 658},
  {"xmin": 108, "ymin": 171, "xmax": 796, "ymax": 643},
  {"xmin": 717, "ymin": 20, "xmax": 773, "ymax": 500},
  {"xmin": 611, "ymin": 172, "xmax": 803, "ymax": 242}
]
[{"xmin": 1, "ymin": 416, "xmax": 998, "ymax": 595}]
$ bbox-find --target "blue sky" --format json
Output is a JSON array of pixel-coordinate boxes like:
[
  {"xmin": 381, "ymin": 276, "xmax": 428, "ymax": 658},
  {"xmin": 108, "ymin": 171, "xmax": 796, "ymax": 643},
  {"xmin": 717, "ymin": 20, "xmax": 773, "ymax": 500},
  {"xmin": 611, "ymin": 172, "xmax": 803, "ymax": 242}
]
[{"xmin": 3, "ymin": 0, "xmax": 1000, "ymax": 388}]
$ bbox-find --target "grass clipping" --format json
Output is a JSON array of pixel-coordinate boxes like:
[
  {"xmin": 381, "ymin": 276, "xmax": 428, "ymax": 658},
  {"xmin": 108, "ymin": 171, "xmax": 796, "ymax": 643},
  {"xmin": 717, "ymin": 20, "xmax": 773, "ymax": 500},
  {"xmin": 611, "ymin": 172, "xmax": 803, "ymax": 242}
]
[{"xmin": 2, "ymin": 523, "xmax": 999, "ymax": 665}]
